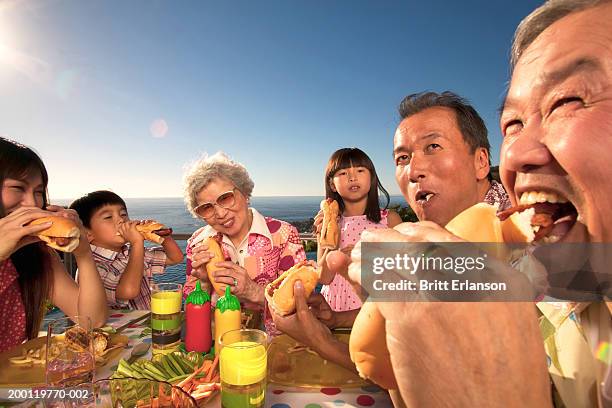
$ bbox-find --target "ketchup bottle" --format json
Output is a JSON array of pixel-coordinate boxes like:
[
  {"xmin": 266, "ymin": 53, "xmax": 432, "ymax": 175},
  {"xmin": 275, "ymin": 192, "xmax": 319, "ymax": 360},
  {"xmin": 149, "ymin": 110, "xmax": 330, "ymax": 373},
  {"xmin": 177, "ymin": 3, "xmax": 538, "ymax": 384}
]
[{"xmin": 185, "ymin": 280, "xmax": 212, "ymax": 353}]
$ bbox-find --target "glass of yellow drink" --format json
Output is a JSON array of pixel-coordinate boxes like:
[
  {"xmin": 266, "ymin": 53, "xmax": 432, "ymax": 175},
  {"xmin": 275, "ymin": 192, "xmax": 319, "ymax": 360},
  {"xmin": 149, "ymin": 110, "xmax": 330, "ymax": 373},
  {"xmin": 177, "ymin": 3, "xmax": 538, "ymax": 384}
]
[
  {"xmin": 151, "ymin": 282, "xmax": 182, "ymax": 355},
  {"xmin": 219, "ymin": 329, "xmax": 268, "ymax": 408}
]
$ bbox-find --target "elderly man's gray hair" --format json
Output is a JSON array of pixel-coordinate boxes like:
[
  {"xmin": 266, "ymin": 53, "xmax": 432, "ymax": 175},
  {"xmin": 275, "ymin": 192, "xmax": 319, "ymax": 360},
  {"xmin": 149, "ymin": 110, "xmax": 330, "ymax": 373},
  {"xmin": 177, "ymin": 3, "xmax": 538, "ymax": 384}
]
[
  {"xmin": 183, "ymin": 151, "xmax": 254, "ymax": 218},
  {"xmin": 511, "ymin": 0, "xmax": 610, "ymax": 69}
]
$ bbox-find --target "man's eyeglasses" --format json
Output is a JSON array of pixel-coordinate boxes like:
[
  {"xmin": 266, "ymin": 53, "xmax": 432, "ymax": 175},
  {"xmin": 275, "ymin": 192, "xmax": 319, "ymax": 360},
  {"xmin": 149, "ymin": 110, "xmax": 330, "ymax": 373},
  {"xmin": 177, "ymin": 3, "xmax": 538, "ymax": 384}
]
[{"xmin": 194, "ymin": 188, "xmax": 237, "ymax": 218}]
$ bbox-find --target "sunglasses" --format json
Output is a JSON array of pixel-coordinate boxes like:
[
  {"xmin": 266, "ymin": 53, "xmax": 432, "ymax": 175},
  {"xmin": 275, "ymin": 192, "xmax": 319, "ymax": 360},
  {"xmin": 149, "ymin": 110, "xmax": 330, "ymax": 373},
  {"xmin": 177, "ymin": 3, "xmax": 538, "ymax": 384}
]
[{"xmin": 194, "ymin": 188, "xmax": 238, "ymax": 218}]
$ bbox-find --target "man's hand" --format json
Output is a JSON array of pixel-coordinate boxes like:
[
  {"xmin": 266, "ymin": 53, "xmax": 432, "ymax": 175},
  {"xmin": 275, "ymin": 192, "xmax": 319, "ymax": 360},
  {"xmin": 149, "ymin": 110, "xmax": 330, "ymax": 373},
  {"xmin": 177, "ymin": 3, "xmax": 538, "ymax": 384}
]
[
  {"xmin": 377, "ymin": 301, "xmax": 552, "ymax": 407},
  {"xmin": 271, "ymin": 281, "xmax": 357, "ymax": 372},
  {"xmin": 271, "ymin": 280, "xmax": 335, "ymax": 349},
  {"xmin": 306, "ymin": 292, "xmax": 337, "ymax": 329}
]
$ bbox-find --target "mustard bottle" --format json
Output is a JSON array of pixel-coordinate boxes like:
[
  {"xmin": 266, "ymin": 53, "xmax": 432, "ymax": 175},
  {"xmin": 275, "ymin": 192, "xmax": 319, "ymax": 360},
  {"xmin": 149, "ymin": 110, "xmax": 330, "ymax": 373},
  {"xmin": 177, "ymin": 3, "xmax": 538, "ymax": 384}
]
[{"xmin": 214, "ymin": 285, "xmax": 241, "ymax": 356}]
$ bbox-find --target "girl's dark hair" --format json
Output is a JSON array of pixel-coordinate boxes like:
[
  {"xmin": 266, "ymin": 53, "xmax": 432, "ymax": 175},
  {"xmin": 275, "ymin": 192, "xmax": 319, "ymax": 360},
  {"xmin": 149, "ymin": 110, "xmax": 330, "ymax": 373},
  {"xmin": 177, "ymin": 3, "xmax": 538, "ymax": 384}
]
[
  {"xmin": 324, "ymin": 147, "xmax": 390, "ymax": 223},
  {"xmin": 0, "ymin": 137, "xmax": 53, "ymax": 339}
]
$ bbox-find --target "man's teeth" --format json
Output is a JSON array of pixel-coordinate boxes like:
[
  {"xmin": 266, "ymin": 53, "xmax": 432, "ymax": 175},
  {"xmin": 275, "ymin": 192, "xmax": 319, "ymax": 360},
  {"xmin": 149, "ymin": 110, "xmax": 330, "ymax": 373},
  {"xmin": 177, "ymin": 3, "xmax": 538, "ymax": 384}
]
[
  {"xmin": 540, "ymin": 235, "xmax": 561, "ymax": 244},
  {"xmin": 519, "ymin": 191, "xmax": 568, "ymax": 205},
  {"xmin": 418, "ymin": 193, "xmax": 434, "ymax": 202}
]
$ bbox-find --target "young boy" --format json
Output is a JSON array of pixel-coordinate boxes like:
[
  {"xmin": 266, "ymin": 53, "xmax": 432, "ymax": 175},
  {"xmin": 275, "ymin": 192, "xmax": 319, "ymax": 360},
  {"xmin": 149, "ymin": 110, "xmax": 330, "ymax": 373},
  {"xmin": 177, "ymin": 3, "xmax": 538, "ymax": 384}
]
[{"xmin": 70, "ymin": 190, "xmax": 184, "ymax": 310}]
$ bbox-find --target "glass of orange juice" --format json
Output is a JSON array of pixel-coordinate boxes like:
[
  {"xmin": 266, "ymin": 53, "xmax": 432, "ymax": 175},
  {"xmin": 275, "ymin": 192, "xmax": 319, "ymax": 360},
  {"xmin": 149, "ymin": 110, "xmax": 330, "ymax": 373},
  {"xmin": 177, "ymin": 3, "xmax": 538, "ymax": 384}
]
[
  {"xmin": 219, "ymin": 329, "xmax": 268, "ymax": 408},
  {"xmin": 151, "ymin": 282, "xmax": 182, "ymax": 355}
]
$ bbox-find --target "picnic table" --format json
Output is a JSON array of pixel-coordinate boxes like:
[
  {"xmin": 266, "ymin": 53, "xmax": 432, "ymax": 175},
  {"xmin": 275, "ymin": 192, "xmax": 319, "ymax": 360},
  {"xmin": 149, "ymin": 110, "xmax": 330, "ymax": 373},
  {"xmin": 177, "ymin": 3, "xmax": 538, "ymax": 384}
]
[{"xmin": 103, "ymin": 309, "xmax": 393, "ymax": 407}]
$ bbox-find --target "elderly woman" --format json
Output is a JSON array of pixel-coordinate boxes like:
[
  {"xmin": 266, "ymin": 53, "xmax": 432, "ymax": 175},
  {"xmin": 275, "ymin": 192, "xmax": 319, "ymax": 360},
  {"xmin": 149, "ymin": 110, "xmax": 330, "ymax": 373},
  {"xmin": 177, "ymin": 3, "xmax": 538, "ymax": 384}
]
[{"xmin": 183, "ymin": 152, "xmax": 306, "ymax": 331}]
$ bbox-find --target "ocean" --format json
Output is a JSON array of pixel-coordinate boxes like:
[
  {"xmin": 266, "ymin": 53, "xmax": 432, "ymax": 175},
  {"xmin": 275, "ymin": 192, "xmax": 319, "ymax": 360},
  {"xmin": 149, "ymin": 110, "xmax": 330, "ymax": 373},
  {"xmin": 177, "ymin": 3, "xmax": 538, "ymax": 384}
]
[{"xmin": 55, "ymin": 196, "xmax": 407, "ymax": 285}]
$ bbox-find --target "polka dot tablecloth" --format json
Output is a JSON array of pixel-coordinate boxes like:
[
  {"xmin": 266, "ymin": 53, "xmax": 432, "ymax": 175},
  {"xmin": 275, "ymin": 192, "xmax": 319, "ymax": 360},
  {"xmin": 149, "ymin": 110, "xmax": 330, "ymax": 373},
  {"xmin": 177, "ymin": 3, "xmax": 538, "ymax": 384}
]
[
  {"xmin": 98, "ymin": 310, "xmax": 394, "ymax": 407},
  {"xmin": 266, "ymin": 384, "xmax": 393, "ymax": 407}
]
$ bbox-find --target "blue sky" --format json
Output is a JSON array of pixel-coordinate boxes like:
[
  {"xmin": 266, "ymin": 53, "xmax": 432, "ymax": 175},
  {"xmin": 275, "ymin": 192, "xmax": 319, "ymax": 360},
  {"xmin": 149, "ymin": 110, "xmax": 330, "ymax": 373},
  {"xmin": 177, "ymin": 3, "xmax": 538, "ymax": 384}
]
[{"xmin": 0, "ymin": 0, "xmax": 542, "ymax": 199}]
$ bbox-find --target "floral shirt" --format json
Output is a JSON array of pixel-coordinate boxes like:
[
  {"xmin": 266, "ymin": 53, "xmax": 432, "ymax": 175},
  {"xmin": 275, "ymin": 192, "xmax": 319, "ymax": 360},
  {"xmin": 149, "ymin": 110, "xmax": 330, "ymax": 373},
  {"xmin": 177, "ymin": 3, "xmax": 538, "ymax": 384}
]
[
  {"xmin": 0, "ymin": 259, "xmax": 27, "ymax": 352},
  {"xmin": 184, "ymin": 208, "xmax": 306, "ymax": 333},
  {"xmin": 484, "ymin": 180, "xmax": 511, "ymax": 211}
]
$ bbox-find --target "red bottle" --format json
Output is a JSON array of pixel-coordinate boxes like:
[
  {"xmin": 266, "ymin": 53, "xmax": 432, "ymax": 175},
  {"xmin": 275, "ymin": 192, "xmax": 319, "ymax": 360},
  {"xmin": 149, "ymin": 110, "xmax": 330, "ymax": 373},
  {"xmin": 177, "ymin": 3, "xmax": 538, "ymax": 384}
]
[{"xmin": 185, "ymin": 280, "xmax": 212, "ymax": 353}]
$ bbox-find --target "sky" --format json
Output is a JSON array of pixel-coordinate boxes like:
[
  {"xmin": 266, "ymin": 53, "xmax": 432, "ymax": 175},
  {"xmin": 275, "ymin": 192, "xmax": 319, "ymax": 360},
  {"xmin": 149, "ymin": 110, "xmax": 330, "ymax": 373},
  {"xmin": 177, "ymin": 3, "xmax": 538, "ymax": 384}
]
[{"xmin": 0, "ymin": 0, "xmax": 542, "ymax": 199}]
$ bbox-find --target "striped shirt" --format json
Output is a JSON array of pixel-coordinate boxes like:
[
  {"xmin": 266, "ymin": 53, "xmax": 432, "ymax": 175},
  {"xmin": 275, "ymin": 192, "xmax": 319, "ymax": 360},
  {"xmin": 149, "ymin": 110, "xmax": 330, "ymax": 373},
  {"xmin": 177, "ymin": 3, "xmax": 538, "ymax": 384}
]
[{"xmin": 86, "ymin": 244, "xmax": 167, "ymax": 310}]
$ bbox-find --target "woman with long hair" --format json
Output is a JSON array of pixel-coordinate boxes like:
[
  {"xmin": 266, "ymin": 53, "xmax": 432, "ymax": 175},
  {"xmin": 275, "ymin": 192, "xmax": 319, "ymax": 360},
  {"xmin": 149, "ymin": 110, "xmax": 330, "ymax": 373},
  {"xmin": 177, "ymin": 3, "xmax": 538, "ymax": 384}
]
[{"xmin": 0, "ymin": 137, "xmax": 108, "ymax": 352}]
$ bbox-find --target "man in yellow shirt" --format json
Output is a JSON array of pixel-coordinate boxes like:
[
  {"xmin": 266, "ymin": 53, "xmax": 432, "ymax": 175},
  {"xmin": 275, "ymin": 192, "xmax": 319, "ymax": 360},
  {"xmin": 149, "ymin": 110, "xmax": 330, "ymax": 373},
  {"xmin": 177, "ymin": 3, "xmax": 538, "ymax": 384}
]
[{"xmin": 500, "ymin": 1, "xmax": 612, "ymax": 405}]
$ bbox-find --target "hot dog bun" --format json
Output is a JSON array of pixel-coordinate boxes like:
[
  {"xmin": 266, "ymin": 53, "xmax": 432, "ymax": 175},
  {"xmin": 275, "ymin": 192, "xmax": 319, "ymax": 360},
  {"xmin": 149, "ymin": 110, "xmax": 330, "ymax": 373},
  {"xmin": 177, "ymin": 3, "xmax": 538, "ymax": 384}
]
[
  {"xmin": 29, "ymin": 216, "xmax": 80, "ymax": 252},
  {"xmin": 445, "ymin": 203, "xmax": 534, "ymax": 243},
  {"xmin": 349, "ymin": 301, "xmax": 398, "ymax": 390},
  {"xmin": 135, "ymin": 221, "xmax": 171, "ymax": 244},
  {"xmin": 265, "ymin": 260, "xmax": 319, "ymax": 316},
  {"xmin": 205, "ymin": 235, "xmax": 226, "ymax": 296},
  {"xmin": 320, "ymin": 199, "xmax": 340, "ymax": 249}
]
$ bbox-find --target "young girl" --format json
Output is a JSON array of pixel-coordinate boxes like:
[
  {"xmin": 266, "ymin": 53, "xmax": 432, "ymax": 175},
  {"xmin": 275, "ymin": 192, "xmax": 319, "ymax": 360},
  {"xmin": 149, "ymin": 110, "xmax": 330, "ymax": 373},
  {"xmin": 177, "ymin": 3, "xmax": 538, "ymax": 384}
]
[
  {"xmin": 316, "ymin": 147, "xmax": 401, "ymax": 312},
  {"xmin": 0, "ymin": 137, "xmax": 108, "ymax": 352}
]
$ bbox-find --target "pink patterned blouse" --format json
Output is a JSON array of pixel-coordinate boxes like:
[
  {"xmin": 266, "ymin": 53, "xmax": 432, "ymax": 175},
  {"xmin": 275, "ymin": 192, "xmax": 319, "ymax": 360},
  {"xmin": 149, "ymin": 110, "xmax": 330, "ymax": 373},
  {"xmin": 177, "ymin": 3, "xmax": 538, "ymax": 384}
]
[
  {"xmin": 0, "ymin": 259, "xmax": 27, "ymax": 352},
  {"xmin": 184, "ymin": 209, "xmax": 306, "ymax": 333},
  {"xmin": 321, "ymin": 209, "xmax": 389, "ymax": 312}
]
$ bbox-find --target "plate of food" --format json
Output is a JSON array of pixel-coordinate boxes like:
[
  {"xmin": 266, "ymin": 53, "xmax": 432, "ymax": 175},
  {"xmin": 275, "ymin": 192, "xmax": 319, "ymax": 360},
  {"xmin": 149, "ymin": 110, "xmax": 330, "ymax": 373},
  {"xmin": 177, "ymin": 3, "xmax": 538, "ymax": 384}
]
[
  {"xmin": 0, "ymin": 329, "xmax": 128, "ymax": 387},
  {"xmin": 111, "ymin": 351, "xmax": 220, "ymax": 407},
  {"xmin": 267, "ymin": 331, "xmax": 369, "ymax": 388}
]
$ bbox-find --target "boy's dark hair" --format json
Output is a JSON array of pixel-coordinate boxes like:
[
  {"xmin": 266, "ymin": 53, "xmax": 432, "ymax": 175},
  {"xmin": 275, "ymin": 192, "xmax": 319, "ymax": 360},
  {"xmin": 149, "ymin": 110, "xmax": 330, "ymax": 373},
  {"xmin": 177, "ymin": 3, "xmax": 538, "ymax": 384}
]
[
  {"xmin": 398, "ymin": 91, "xmax": 492, "ymax": 180},
  {"xmin": 324, "ymin": 147, "xmax": 390, "ymax": 223},
  {"xmin": 69, "ymin": 190, "xmax": 127, "ymax": 228}
]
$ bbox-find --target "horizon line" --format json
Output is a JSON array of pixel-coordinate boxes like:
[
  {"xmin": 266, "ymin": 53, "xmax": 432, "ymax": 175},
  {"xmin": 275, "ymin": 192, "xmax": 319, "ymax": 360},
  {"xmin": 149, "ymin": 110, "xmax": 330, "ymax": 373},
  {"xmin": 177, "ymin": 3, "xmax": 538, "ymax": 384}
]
[{"xmin": 53, "ymin": 194, "xmax": 407, "ymax": 200}]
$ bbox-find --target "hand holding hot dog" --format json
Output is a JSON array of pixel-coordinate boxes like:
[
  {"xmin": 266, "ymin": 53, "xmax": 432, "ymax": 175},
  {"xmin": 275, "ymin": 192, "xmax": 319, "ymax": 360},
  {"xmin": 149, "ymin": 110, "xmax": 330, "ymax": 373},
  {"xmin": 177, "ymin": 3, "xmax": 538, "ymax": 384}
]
[{"xmin": 0, "ymin": 207, "xmax": 51, "ymax": 261}]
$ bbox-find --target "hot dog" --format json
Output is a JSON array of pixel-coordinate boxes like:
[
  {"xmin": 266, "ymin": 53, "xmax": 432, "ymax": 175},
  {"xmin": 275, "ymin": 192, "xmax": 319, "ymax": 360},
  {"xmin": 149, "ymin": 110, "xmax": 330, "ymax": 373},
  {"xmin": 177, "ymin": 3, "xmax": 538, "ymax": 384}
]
[
  {"xmin": 205, "ymin": 234, "xmax": 226, "ymax": 296},
  {"xmin": 135, "ymin": 221, "xmax": 173, "ymax": 244},
  {"xmin": 265, "ymin": 260, "xmax": 319, "ymax": 316},
  {"xmin": 29, "ymin": 216, "xmax": 80, "ymax": 252},
  {"xmin": 445, "ymin": 202, "xmax": 534, "ymax": 244},
  {"xmin": 319, "ymin": 199, "xmax": 340, "ymax": 249}
]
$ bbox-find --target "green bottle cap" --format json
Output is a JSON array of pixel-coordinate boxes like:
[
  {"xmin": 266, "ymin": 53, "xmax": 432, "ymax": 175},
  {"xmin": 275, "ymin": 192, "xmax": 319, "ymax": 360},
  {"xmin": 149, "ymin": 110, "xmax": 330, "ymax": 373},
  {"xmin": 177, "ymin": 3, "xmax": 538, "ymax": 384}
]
[
  {"xmin": 185, "ymin": 281, "xmax": 210, "ymax": 305},
  {"xmin": 216, "ymin": 285, "xmax": 240, "ymax": 313}
]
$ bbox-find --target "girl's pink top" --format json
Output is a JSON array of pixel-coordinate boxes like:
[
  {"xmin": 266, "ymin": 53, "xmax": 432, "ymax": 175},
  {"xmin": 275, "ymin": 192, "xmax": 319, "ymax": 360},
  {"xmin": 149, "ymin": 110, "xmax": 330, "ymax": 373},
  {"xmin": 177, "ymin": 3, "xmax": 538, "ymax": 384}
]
[
  {"xmin": 0, "ymin": 259, "xmax": 27, "ymax": 352},
  {"xmin": 320, "ymin": 209, "xmax": 389, "ymax": 312}
]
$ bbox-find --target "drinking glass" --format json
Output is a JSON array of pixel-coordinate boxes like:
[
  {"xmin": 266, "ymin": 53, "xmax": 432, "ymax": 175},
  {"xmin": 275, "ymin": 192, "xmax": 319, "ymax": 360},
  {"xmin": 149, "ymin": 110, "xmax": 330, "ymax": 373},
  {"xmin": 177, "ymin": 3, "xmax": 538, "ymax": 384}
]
[
  {"xmin": 219, "ymin": 329, "xmax": 268, "ymax": 408},
  {"xmin": 45, "ymin": 316, "xmax": 95, "ymax": 388},
  {"xmin": 151, "ymin": 282, "xmax": 182, "ymax": 355}
]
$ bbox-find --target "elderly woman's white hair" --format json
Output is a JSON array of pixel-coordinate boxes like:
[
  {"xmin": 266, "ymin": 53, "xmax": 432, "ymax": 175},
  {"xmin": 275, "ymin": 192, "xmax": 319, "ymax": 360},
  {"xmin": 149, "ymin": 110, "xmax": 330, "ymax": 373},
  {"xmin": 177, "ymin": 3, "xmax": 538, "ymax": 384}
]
[{"xmin": 183, "ymin": 151, "xmax": 254, "ymax": 218}]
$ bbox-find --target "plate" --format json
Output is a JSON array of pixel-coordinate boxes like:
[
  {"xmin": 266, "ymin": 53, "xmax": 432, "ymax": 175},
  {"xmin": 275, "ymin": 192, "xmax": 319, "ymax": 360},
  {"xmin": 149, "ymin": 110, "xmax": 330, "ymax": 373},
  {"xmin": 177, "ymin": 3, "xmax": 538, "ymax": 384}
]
[
  {"xmin": 0, "ymin": 334, "xmax": 129, "ymax": 387},
  {"xmin": 267, "ymin": 332, "xmax": 369, "ymax": 388}
]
